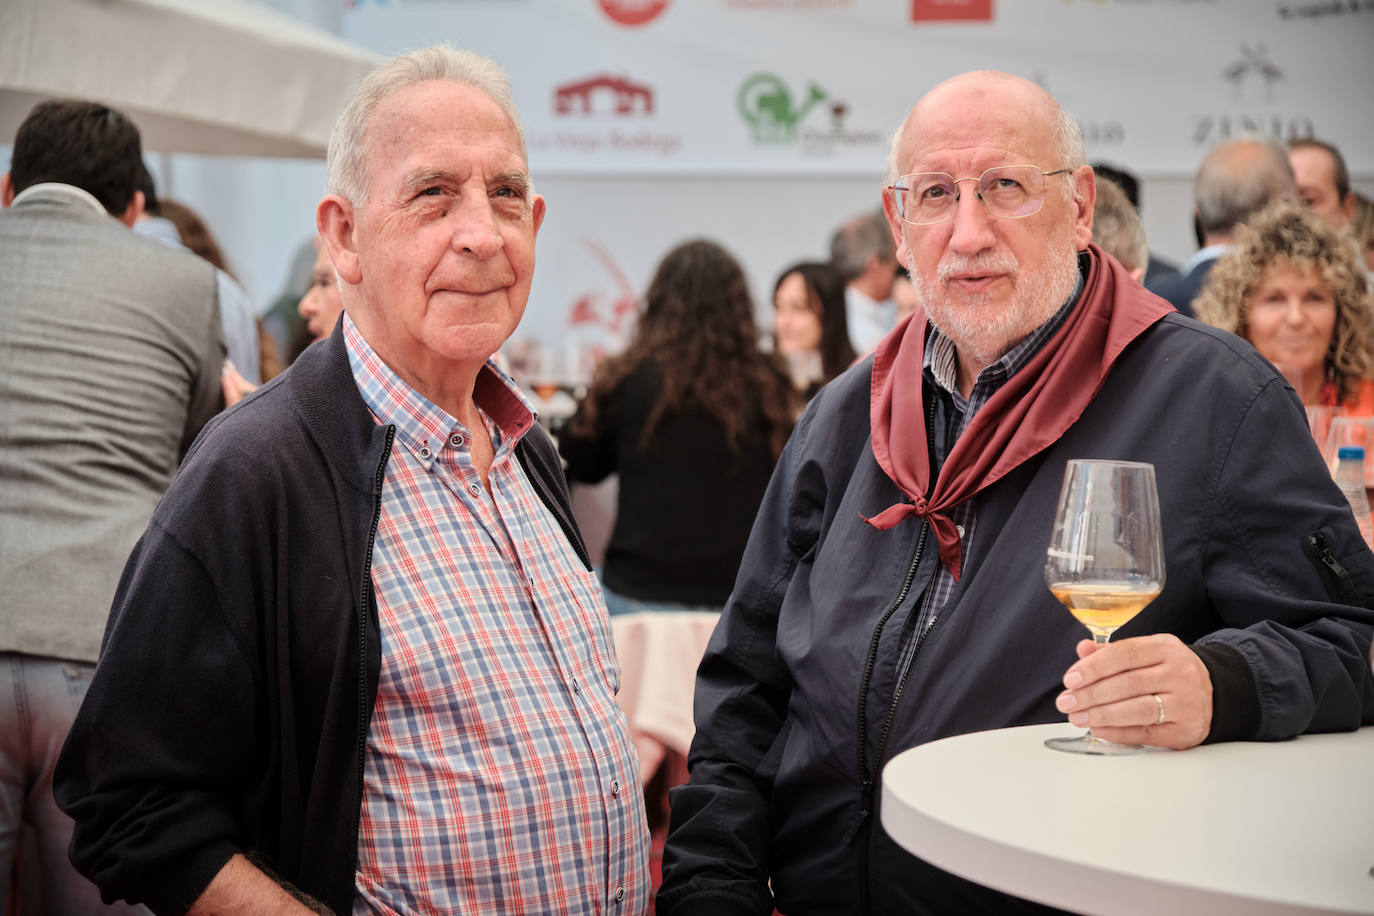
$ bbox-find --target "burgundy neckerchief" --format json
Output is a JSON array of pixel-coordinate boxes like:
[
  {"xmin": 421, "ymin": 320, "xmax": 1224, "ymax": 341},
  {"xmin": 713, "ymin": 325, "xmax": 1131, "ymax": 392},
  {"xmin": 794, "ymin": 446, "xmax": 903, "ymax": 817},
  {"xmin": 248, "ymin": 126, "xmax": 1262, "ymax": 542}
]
[{"xmin": 864, "ymin": 244, "xmax": 1175, "ymax": 581}]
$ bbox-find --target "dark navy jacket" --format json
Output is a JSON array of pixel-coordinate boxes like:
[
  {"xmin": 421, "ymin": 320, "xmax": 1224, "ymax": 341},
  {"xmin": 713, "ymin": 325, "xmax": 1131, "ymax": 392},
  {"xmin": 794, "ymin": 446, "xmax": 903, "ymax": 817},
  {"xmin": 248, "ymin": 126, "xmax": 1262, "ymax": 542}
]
[{"xmin": 658, "ymin": 310, "xmax": 1374, "ymax": 916}]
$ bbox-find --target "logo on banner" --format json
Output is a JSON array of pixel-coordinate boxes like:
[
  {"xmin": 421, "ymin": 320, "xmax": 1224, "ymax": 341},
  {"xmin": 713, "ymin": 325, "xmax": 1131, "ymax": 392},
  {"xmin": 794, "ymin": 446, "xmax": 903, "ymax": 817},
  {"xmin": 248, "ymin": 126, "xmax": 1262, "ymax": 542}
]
[
  {"xmin": 910, "ymin": 0, "xmax": 993, "ymax": 22},
  {"xmin": 598, "ymin": 0, "xmax": 670, "ymax": 25},
  {"xmin": 554, "ymin": 75, "xmax": 654, "ymax": 116},
  {"xmin": 1278, "ymin": 1, "xmax": 1374, "ymax": 20},
  {"xmin": 1190, "ymin": 45, "xmax": 1313, "ymax": 146},
  {"xmin": 531, "ymin": 73, "xmax": 681, "ymax": 158},
  {"xmin": 1223, "ymin": 44, "xmax": 1283, "ymax": 103},
  {"xmin": 736, "ymin": 74, "xmax": 885, "ymax": 151}
]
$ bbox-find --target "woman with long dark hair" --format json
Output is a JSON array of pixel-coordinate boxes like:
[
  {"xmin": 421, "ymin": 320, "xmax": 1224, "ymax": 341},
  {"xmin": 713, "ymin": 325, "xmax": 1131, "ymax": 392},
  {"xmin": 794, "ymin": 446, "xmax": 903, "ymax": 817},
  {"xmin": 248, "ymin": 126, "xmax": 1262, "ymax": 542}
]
[
  {"xmin": 560, "ymin": 239, "xmax": 795, "ymax": 613},
  {"xmin": 771, "ymin": 260, "xmax": 857, "ymax": 400}
]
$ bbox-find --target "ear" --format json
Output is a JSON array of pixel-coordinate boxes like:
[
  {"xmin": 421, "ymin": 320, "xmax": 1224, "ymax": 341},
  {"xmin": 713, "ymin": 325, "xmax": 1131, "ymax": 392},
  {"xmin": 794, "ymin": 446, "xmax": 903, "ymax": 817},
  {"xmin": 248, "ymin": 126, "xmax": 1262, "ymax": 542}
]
[
  {"xmin": 1129, "ymin": 266, "xmax": 1146, "ymax": 283},
  {"xmin": 1071, "ymin": 166, "xmax": 1096, "ymax": 251},
  {"xmin": 317, "ymin": 194, "xmax": 361, "ymax": 285},
  {"xmin": 1, "ymin": 172, "xmax": 15, "ymax": 207},
  {"xmin": 118, "ymin": 190, "xmax": 145, "ymax": 227},
  {"xmin": 1341, "ymin": 192, "xmax": 1357, "ymax": 225},
  {"xmin": 881, "ymin": 187, "xmax": 907, "ymax": 259},
  {"xmin": 531, "ymin": 194, "xmax": 546, "ymax": 236}
]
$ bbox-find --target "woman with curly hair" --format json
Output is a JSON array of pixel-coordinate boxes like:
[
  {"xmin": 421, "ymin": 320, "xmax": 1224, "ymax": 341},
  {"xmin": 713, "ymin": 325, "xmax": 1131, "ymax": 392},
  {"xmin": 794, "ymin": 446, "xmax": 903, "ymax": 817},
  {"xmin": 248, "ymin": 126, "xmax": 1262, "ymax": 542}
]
[
  {"xmin": 771, "ymin": 261, "xmax": 856, "ymax": 401},
  {"xmin": 1194, "ymin": 200, "xmax": 1374, "ymax": 411},
  {"xmin": 559, "ymin": 239, "xmax": 795, "ymax": 614}
]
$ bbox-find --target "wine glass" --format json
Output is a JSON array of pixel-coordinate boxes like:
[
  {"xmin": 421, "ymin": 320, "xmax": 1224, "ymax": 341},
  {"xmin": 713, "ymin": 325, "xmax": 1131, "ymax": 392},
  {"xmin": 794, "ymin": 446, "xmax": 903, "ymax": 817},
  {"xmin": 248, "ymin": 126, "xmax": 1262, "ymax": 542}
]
[{"xmin": 1044, "ymin": 459, "xmax": 1165, "ymax": 756}]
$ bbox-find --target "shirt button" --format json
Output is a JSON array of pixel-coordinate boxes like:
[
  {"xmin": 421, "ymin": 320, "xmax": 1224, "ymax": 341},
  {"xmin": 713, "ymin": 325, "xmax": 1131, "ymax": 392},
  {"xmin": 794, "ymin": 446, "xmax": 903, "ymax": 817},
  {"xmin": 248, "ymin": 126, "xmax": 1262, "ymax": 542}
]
[
  {"xmin": 450, "ymin": 434, "xmax": 464, "ymax": 447},
  {"xmin": 468, "ymin": 483, "xmax": 481, "ymax": 496},
  {"xmin": 611, "ymin": 779, "xmax": 620, "ymax": 797},
  {"xmin": 571, "ymin": 677, "xmax": 580, "ymax": 694},
  {"xmin": 615, "ymin": 886, "xmax": 624, "ymax": 903},
  {"xmin": 956, "ymin": 524, "xmax": 966, "ymax": 538},
  {"xmin": 418, "ymin": 446, "xmax": 432, "ymax": 460}
]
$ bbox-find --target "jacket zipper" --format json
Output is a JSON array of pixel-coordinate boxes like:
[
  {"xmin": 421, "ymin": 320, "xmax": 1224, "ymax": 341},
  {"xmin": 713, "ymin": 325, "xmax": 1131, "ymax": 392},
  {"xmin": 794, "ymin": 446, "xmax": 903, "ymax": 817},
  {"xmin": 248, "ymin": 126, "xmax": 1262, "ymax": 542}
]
[
  {"xmin": 354, "ymin": 425, "xmax": 395, "ymax": 844},
  {"xmin": 852, "ymin": 388, "xmax": 948, "ymax": 915},
  {"xmin": 843, "ymin": 521, "xmax": 930, "ymax": 847},
  {"xmin": 1302, "ymin": 531, "xmax": 1359, "ymax": 605}
]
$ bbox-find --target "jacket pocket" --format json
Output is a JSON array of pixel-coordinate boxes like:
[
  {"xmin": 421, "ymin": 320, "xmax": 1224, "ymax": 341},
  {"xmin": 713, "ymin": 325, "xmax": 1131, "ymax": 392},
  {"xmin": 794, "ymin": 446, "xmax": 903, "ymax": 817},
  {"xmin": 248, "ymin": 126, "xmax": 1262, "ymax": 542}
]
[{"xmin": 1302, "ymin": 530, "xmax": 1361, "ymax": 606}]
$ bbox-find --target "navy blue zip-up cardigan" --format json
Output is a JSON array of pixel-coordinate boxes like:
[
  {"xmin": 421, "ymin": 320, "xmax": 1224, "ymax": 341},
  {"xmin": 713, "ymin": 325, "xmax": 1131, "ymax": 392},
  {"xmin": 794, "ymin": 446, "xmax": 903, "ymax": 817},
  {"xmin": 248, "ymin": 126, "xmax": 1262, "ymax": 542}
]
[{"xmin": 55, "ymin": 322, "xmax": 588, "ymax": 915}]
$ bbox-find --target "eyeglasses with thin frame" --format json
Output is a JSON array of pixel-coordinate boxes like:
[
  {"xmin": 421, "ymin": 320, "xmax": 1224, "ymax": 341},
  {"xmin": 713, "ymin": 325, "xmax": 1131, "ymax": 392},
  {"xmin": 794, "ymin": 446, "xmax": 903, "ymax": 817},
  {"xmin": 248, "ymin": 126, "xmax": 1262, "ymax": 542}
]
[{"xmin": 889, "ymin": 165, "xmax": 1075, "ymax": 226}]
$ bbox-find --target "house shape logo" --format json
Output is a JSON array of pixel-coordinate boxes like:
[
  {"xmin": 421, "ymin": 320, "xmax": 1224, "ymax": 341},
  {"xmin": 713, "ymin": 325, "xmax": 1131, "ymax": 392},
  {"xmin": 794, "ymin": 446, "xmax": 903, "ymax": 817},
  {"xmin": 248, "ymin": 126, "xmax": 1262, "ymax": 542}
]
[{"xmin": 555, "ymin": 75, "xmax": 655, "ymax": 116}]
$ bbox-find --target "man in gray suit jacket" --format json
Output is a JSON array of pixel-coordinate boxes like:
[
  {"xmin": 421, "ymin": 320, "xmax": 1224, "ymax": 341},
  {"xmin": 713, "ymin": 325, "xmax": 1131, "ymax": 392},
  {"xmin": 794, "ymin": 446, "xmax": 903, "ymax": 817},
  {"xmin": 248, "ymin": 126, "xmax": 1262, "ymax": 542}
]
[{"xmin": 0, "ymin": 99, "xmax": 223, "ymax": 913}]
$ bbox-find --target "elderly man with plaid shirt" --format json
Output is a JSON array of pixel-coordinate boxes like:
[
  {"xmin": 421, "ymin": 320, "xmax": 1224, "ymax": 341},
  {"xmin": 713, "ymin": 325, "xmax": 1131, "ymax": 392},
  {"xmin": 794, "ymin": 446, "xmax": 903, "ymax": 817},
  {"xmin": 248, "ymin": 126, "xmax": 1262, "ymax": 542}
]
[{"xmin": 55, "ymin": 46, "xmax": 649, "ymax": 915}]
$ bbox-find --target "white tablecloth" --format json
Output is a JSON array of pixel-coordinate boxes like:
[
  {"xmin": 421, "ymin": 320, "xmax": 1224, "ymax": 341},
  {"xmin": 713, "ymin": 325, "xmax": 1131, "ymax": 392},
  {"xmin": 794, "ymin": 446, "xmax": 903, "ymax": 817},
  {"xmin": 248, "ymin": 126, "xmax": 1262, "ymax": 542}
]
[{"xmin": 610, "ymin": 610, "xmax": 720, "ymax": 784}]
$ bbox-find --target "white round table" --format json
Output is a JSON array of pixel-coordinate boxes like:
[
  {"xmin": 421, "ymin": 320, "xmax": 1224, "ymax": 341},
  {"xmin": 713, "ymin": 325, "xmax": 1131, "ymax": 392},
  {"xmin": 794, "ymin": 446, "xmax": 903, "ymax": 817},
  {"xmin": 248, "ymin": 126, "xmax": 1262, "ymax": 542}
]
[{"xmin": 881, "ymin": 723, "xmax": 1374, "ymax": 915}]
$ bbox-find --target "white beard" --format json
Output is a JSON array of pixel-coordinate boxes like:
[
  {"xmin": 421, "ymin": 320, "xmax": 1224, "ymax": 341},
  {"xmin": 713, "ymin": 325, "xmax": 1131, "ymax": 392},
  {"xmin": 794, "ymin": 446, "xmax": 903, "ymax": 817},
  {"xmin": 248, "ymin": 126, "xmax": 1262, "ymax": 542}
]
[{"xmin": 908, "ymin": 231, "xmax": 1081, "ymax": 374}]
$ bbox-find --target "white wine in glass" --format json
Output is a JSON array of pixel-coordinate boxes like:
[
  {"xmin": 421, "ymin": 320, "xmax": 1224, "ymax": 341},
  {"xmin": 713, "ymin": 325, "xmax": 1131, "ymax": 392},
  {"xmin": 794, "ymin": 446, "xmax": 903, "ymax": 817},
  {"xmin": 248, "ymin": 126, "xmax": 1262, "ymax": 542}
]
[{"xmin": 1044, "ymin": 459, "xmax": 1165, "ymax": 756}]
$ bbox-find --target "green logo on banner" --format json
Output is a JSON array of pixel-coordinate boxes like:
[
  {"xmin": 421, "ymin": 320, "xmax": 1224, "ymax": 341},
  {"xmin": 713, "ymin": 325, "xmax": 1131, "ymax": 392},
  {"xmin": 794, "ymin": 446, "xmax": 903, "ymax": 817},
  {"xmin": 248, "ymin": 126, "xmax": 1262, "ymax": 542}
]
[{"xmin": 737, "ymin": 74, "xmax": 828, "ymax": 144}]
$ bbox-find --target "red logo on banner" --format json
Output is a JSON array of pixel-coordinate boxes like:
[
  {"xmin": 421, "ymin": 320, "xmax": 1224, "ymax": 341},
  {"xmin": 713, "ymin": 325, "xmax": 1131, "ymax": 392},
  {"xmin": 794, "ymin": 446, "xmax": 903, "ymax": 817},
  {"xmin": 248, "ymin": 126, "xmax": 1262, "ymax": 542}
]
[
  {"xmin": 910, "ymin": 0, "xmax": 993, "ymax": 22},
  {"xmin": 554, "ymin": 75, "xmax": 655, "ymax": 116},
  {"xmin": 598, "ymin": 0, "xmax": 670, "ymax": 26}
]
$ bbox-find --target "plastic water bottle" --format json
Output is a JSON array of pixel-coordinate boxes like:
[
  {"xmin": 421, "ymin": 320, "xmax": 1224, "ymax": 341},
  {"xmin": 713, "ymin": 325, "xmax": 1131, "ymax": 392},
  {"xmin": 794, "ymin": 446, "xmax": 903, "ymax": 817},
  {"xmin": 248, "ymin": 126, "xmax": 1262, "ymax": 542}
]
[{"xmin": 1334, "ymin": 445, "xmax": 1374, "ymax": 546}]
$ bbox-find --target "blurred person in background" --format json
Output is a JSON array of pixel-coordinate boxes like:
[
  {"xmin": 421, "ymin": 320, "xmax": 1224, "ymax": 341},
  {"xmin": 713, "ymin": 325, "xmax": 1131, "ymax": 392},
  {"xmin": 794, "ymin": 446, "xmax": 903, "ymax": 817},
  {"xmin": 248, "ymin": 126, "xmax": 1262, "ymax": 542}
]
[
  {"xmin": 1091, "ymin": 162, "xmax": 1179, "ymax": 286},
  {"xmin": 132, "ymin": 165, "xmax": 262, "ymax": 388},
  {"xmin": 158, "ymin": 198, "xmax": 284, "ymax": 383},
  {"xmin": 1147, "ymin": 137, "xmax": 1295, "ymax": 317},
  {"xmin": 1289, "ymin": 138, "xmax": 1356, "ymax": 232},
  {"xmin": 830, "ymin": 208, "xmax": 898, "ymax": 351},
  {"xmin": 772, "ymin": 260, "xmax": 856, "ymax": 401},
  {"xmin": 0, "ymin": 98, "xmax": 221, "ymax": 915},
  {"xmin": 1194, "ymin": 200, "xmax": 1374, "ymax": 413},
  {"xmin": 1091, "ymin": 174, "xmax": 1150, "ymax": 282},
  {"xmin": 892, "ymin": 266, "xmax": 922, "ymax": 322},
  {"xmin": 298, "ymin": 236, "xmax": 345, "ymax": 345},
  {"xmin": 560, "ymin": 239, "xmax": 795, "ymax": 616}
]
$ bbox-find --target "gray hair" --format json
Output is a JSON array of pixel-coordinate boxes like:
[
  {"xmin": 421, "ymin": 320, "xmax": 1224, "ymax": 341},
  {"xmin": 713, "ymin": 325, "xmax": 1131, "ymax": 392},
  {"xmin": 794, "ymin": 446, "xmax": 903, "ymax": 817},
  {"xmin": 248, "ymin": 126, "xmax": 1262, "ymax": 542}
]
[
  {"xmin": 830, "ymin": 208, "xmax": 894, "ymax": 280},
  {"xmin": 326, "ymin": 45, "xmax": 528, "ymax": 203},
  {"xmin": 1092, "ymin": 176, "xmax": 1149, "ymax": 272},
  {"xmin": 1194, "ymin": 135, "xmax": 1295, "ymax": 237}
]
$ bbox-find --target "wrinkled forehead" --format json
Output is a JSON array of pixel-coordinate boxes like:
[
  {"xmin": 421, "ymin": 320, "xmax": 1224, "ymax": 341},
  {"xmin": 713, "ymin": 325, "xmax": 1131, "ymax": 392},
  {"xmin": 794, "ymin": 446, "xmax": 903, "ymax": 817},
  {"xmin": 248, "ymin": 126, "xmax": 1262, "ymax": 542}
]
[{"xmin": 898, "ymin": 77, "xmax": 1058, "ymax": 173}]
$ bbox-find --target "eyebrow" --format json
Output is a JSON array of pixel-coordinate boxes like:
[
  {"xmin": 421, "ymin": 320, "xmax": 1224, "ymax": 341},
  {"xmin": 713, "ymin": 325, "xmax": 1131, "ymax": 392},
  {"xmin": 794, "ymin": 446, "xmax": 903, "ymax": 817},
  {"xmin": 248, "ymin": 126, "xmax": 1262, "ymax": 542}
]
[{"xmin": 399, "ymin": 168, "xmax": 532, "ymax": 196}]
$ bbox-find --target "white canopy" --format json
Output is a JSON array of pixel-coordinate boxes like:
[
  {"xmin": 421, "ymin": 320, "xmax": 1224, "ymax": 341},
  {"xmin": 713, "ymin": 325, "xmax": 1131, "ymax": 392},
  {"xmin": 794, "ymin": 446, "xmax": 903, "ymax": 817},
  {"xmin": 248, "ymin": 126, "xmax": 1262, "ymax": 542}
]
[{"xmin": 0, "ymin": 0, "xmax": 381, "ymax": 158}]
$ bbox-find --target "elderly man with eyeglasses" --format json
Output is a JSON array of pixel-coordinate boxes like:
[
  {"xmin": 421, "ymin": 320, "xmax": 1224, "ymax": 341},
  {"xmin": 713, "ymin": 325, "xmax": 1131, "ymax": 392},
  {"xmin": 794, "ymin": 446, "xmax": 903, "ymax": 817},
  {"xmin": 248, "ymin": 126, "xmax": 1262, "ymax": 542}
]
[{"xmin": 657, "ymin": 71, "xmax": 1374, "ymax": 916}]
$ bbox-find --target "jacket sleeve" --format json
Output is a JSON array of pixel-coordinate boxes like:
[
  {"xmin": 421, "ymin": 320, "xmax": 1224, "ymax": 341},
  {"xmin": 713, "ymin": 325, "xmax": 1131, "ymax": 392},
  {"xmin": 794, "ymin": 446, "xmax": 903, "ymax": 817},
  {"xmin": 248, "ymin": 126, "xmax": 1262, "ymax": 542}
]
[
  {"xmin": 54, "ymin": 520, "xmax": 257, "ymax": 915},
  {"xmin": 657, "ymin": 415, "xmax": 819, "ymax": 916},
  {"xmin": 1196, "ymin": 377, "xmax": 1374, "ymax": 740}
]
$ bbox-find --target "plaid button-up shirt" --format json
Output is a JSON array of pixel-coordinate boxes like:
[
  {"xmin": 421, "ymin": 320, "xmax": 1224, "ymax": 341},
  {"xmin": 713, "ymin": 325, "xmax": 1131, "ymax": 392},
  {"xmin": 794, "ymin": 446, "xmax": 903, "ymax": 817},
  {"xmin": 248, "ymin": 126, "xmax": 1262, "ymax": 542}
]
[{"xmin": 345, "ymin": 317, "xmax": 648, "ymax": 915}]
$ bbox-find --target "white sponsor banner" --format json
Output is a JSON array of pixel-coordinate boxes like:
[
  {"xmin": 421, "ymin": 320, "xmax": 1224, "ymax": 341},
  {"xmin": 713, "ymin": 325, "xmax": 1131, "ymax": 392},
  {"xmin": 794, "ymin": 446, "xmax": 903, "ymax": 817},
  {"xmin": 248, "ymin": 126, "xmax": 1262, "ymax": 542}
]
[
  {"xmin": 339, "ymin": 0, "xmax": 1373, "ymax": 354},
  {"xmin": 343, "ymin": 0, "xmax": 1374, "ymax": 174}
]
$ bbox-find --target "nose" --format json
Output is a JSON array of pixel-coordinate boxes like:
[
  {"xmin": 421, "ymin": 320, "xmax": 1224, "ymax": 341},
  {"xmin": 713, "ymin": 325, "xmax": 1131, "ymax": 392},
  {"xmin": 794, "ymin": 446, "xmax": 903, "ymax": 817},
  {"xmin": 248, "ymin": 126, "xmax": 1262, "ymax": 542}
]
[
  {"xmin": 945, "ymin": 184, "xmax": 997, "ymax": 257},
  {"xmin": 1281, "ymin": 295, "xmax": 1306, "ymax": 325},
  {"xmin": 451, "ymin": 194, "xmax": 504, "ymax": 259},
  {"xmin": 297, "ymin": 289, "xmax": 317, "ymax": 319}
]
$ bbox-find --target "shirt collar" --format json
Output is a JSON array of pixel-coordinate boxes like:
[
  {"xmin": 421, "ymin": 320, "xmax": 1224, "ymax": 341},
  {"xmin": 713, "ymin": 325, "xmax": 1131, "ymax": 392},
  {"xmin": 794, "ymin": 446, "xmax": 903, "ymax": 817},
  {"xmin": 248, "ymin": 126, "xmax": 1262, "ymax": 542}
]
[
  {"xmin": 1184, "ymin": 243, "xmax": 1230, "ymax": 274},
  {"xmin": 924, "ymin": 255, "xmax": 1086, "ymax": 399},
  {"xmin": 10, "ymin": 182, "xmax": 111, "ymax": 217},
  {"xmin": 342, "ymin": 313, "xmax": 536, "ymax": 469}
]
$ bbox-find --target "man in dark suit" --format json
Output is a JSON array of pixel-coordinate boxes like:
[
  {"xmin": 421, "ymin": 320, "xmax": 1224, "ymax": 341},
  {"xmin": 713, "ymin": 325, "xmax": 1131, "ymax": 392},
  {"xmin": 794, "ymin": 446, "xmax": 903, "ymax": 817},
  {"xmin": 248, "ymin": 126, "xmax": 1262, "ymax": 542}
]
[
  {"xmin": 1147, "ymin": 137, "xmax": 1295, "ymax": 317},
  {"xmin": 0, "ymin": 99, "xmax": 222, "ymax": 913}
]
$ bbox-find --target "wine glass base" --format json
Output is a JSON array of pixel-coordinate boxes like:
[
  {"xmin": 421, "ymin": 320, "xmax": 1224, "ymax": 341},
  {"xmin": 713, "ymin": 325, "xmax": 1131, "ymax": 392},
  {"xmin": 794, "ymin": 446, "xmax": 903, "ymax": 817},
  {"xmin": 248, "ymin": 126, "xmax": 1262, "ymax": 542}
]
[{"xmin": 1044, "ymin": 732, "xmax": 1144, "ymax": 756}]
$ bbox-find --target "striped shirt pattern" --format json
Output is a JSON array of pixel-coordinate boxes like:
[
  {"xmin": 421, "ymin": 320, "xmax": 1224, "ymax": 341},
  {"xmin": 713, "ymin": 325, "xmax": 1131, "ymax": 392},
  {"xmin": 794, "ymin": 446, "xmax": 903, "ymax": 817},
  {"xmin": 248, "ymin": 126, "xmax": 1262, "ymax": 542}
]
[{"xmin": 345, "ymin": 316, "xmax": 648, "ymax": 915}]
